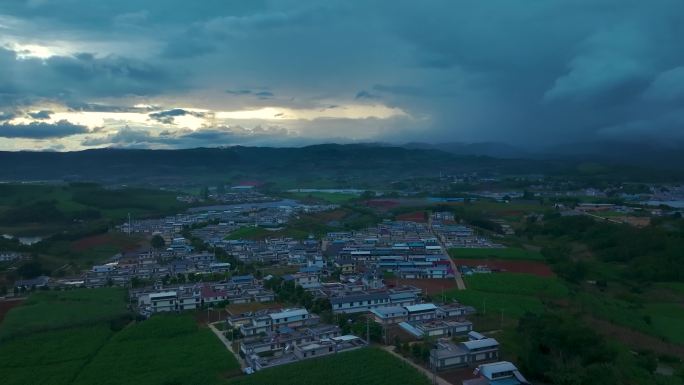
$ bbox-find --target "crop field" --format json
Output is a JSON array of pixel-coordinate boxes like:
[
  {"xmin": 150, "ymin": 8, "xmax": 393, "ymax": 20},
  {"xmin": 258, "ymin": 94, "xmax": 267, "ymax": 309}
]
[
  {"xmin": 0, "ymin": 325, "xmax": 113, "ymax": 385},
  {"xmin": 445, "ymin": 289, "xmax": 545, "ymax": 319},
  {"xmin": 72, "ymin": 315, "xmax": 240, "ymax": 385},
  {"xmin": 463, "ymin": 273, "xmax": 568, "ymax": 298},
  {"xmin": 449, "ymin": 247, "xmax": 544, "ymax": 261},
  {"xmin": 0, "ymin": 290, "xmax": 240, "ymax": 385},
  {"xmin": 227, "ymin": 348, "xmax": 430, "ymax": 385},
  {"xmin": 0, "ymin": 288, "xmax": 128, "ymax": 340},
  {"xmin": 444, "ymin": 273, "xmax": 569, "ymax": 318}
]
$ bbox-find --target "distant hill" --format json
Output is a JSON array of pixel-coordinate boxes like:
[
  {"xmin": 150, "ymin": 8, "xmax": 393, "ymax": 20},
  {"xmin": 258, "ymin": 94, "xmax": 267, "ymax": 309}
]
[
  {"xmin": 402, "ymin": 142, "xmax": 532, "ymax": 159},
  {"xmin": 0, "ymin": 143, "xmax": 678, "ymax": 183},
  {"xmin": 403, "ymin": 140, "xmax": 684, "ymax": 173}
]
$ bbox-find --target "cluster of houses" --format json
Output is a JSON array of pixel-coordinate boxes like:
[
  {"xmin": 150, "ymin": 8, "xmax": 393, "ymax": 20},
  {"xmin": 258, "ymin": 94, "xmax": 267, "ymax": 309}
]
[
  {"xmin": 430, "ymin": 332, "xmax": 501, "ymax": 371},
  {"xmin": 430, "ymin": 212, "xmax": 502, "ymax": 248},
  {"xmin": 214, "ymin": 238, "xmax": 322, "ymax": 265},
  {"xmin": 0, "ymin": 251, "xmax": 25, "ymax": 262},
  {"xmin": 228, "ymin": 307, "xmax": 367, "ymax": 371},
  {"xmin": 373, "ymin": 301, "xmax": 477, "ymax": 339},
  {"xmin": 84, "ymin": 247, "xmax": 233, "ymax": 288},
  {"xmin": 324, "ymin": 221, "xmax": 455, "ymax": 279},
  {"xmin": 131, "ymin": 274, "xmax": 274, "ymax": 315},
  {"xmin": 119, "ymin": 201, "xmax": 335, "ymax": 243}
]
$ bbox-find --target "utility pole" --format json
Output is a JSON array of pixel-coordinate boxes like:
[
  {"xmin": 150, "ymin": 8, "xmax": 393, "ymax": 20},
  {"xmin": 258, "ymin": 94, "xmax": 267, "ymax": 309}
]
[{"xmin": 127, "ymin": 213, "xmax": 132, "ymax": 236}]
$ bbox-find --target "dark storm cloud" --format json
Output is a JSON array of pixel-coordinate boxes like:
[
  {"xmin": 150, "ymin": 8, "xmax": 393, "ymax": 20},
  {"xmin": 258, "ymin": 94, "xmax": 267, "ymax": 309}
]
[
  {"xmin": 0, "ymin": 47, "xmax": 181, "ymax": 108},
  {"xmin": 27, "ymin": 110, "xmax": 53, "ymax": 120},
  {"xmin": 3, "ymin": 0, "xmax": 684, "ymax": 148},
  {"xmin": 81, "ymin": 125, "xmax": 292, "ymax": 148},
  {"xmin": 148, "ymin": 108, "xmax": 209, "ymax": 124},
  {"xmin": 65, "ymin": 102, "xmax": 155, "ymax": 113},
  {"xmin": 0, "ymin": 120, "xmax": 89, "ymax": 138},
  {"xmin": 225, "ymin": 89, "xmax": 275, "ymax": 100},
  {"xmin": 0, "ymin": 111, "xmax": 17, "ymax": 122},
  {"xmin": 355, "ymin": 91, "xmax": 378, "ymax": 100}
]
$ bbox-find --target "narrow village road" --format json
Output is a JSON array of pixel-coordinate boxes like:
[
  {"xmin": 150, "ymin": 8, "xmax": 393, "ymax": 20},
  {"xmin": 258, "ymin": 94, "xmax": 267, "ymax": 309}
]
[
  {"xmin": 428, "ymin": 217, "xmax": 466, "ymax": 290},
  {"xmin": 208, "ymin": 322, "xmax": 249, "ymax": 370},
  {"xmin": 381, "ymin": 345, "xmax": 453, "ymax": 385}
]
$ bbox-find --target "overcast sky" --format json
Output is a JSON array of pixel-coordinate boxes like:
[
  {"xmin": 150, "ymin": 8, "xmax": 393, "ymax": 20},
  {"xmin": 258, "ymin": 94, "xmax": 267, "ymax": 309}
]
[{"xmin": 1, "ymin": 0, "xmax": 683, "ymax": 151}]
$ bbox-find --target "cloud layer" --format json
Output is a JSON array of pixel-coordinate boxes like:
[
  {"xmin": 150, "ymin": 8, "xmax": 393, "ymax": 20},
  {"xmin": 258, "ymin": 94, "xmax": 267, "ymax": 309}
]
[{"xmin": 1, "ymin": 0, "xmax": 684, "ymax": 150}]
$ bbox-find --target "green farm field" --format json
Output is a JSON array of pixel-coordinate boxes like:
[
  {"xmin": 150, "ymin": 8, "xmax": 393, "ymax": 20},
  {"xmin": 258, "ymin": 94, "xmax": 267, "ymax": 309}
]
[
  {"xmin": 0, "ymin": 288, "xmax": 129, "ymax": 340},
  {"xmin": 449, "ymin": 247, "xmax": 544, "ymax": 261},
  {"xmin": 0, "ymin": 289, "xmax": 240, "ymax": 385},
  {"xmin": 444, "ymin": 273, "xmax": 569, "ymax": 318},
  {"xmin": 228, "ymin": 347, "xmax": 430, "ymax": 385},
  {"xmin": 72, "ymin": 315, "xmax": 240, "ymax": 385}
]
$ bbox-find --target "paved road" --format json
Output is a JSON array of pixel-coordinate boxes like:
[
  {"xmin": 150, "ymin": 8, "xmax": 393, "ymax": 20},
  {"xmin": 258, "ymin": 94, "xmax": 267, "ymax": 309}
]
[
  {"xmin": 428, "ymin": 217, "xmax": 466, "ymax": 290},
  {"xmin": 381, "ymin": 346, "xmax": 453, "ymax": 385},
  {"xmin": 208, "ymin": 323, "xmax": 249, "ymax": 370}
]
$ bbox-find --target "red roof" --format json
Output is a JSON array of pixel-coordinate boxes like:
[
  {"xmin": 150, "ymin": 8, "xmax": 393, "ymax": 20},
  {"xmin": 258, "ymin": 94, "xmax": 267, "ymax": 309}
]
[{"xmin": 201, "ymin": 285, "xmax": 227, "ymax": 298}]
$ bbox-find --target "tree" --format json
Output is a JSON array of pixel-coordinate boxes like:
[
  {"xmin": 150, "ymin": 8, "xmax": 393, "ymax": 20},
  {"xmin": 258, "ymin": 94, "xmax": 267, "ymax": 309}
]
[
  {"xmin": 151, "ymin": 234, "xmax": 166, "ymax": 250},
  {"xmin": 17, "ymin": 261, "xmax": 45, "ymax": 279}
]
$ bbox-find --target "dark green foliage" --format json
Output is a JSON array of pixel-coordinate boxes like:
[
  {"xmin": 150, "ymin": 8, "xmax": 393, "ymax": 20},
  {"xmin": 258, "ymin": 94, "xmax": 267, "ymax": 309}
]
[
  {"xmin": 526, "ymin": 215, "xmax": 684, "ymax": 282},
  {"xmin": 514, "ymin": 312, "xmax": 666, "ymax": 385},
  {"xmin": 151, "ymin": 234, "xmax": 166, "ymax": 249},
  {"xmin": 16, "ymin": 260, "xmax": 47, "ymax": 279}
]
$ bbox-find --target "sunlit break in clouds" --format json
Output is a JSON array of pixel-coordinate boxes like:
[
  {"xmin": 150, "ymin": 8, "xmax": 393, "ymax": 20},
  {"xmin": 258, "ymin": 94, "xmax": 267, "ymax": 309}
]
[{"xmin": 1, "ymin": 0, "xmax": 684, "ymax": 150}]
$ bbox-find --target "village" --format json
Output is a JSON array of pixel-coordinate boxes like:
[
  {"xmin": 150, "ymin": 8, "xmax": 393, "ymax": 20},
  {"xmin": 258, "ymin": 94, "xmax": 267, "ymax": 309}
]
[{"xmin": 4, "ymin": 179, "xmax": 684, "ymax": 385}]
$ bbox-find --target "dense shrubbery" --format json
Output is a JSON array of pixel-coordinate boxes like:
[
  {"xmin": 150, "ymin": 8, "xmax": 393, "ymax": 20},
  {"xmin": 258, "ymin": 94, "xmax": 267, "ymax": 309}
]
[
  {"xmin": 515, "ymin": 312, "xmax": 676, "ymax": 385},
  {"xmin": 526, "ymin": 215, "xmax": 684, "ymax": 282}
]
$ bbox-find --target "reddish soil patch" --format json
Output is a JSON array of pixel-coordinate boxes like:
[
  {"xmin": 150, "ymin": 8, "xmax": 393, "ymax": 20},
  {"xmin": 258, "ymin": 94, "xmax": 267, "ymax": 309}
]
[
  {"xmin": 453, "ymin": 258, "xmax": 555, "ymax": 277},
  {"xmin": 71, "ymin": 233, "xmax": 141, "ymax": 252},
  {"xmin": 393, "ymin": 278, "xmax": 458, "ymax": 296},
  {"xmin": 396, "ymin": 211, "xmax": 427, "ymax": 223},
  {"xmin": 0, "ymin": 299, "xmax": 24, "ymax": 324}
]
